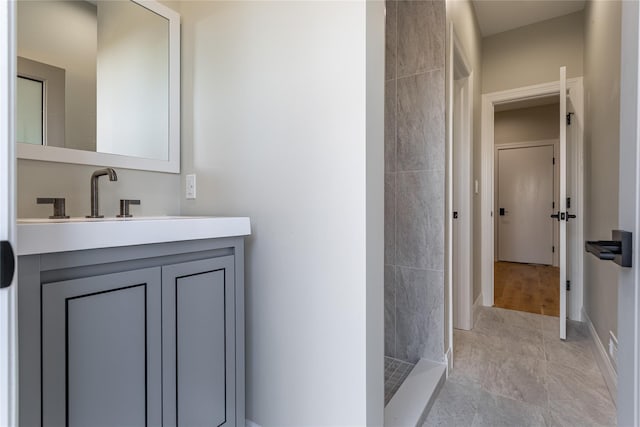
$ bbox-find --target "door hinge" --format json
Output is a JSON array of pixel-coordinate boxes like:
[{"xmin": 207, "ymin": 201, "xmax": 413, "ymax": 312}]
[
  {"xmin": 552, "ymin": 246, "xmax": 555, "ymax": 253},
  {"xmin": 553, "ymin": 157, "xmax": 556, "ymax": 165},
  {"xmin": 567, "ymin": 197, "xmax": 571, "ymax": 209},
  {"xmin": 552, "ymin": 201, "xmax": 555, "ymax": 209},
  {"xmin": 567, "ymin": 112, "xmax": 574, "ymax": 125},
  {"xmin": 566, "ymin": 280, "xmax": 571, "ymax": 291}
]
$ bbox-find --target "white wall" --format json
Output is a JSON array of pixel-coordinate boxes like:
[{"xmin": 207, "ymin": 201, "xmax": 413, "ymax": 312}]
[
  {"xmin": 482, "ymin": 11, "xmax": 584, "ymax": 94},
  {"xmin": 446, "ymin": 0, "xmax": 483, "ymax": 302},
  {"xmin": 616, "ymin": 1, "xmax": 640, "ymax": 422},
  {"xmin": 494, "ymin": 104, "xmax": 559, "ymax": 144},
  {"xmin": 179, "ymin": 1, "xmax": 383, "ymax": 425},
  {"xmin": 583, "ymin": 0, "xmax": 621, "ymax": 366},
  {"xmin": 18, "ymin": 160, "xmax": 180, "ymax": 218},
  {"xmin": 17, "ymin": 0, "xmax": 97, "ymax": 152}
]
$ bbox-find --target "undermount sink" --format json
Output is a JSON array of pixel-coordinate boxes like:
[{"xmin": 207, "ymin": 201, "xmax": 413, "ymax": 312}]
[{"xmin": 17, "ymin": 216, "xmax": 251, "ymax": 256}]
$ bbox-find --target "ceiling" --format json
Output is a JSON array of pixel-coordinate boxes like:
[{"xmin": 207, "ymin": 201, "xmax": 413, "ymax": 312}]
[{"xmin": 471, "ymin": 0, "xmax": 586, "ymax": 37}]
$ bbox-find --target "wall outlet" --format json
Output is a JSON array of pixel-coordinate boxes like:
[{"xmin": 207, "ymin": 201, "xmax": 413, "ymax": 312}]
[
  {"xmin": 186, "ymin": 174, "xmax": 196, "ymax": 199},
  {"xmin": 609, "ymin": 331, "xmax": 618, "ymax": 369}
]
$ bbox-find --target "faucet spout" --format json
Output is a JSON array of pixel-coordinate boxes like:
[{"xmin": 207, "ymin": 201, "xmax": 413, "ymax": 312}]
[{"xmin": 87, "ymin": 168, "xmax": 118, "ymax": 218}]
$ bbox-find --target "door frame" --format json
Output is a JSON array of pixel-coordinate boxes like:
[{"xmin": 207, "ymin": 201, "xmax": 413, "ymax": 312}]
[
  {"xmin": 0, "ymin": 0, "xmax": 18, "ymax": 425},
  {"xmin": 616, "ymin": 0, "xmax": 640, "ymax": 423},
  {"xmin": 494, "ymin": 140, "xmax": 558, "ymax": 267},
  {"xmin": 446, "ymin": 23, "xmax": 474, "ymax": 365},
  {"xmin": 480, "ymin": 78, "xmax": 584, "ymax": 321}
]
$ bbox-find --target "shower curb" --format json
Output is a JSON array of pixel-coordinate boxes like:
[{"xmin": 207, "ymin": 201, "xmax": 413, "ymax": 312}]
[{"xmin": 383, "ymin": 358, "xmax": 446, "ymax": 427}]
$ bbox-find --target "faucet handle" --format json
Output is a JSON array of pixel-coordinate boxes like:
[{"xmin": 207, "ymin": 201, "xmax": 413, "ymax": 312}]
[
  {"xmin": 37, "ymin": 198, "xmax": 70, "ymax": 219},
  {"xmin": 117, "ymin": 199, "xmax": 141, "ymax": 218}
]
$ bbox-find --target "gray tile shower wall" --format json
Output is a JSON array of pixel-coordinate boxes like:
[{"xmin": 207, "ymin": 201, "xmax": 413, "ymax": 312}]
[
  {"xmin": 385, "ymin": 266, "xmax": 397, "ymax": 357},
  {"xmin": 397, "ymin": 1, "xmax": 445, "ymax": 77},
  {"xmin": 384, "ymin": 0, "xmax": 445, "ymax": 364},
  {"xmin": 397, "ymin": 70, "xmax": 445, "ymax": 172}
]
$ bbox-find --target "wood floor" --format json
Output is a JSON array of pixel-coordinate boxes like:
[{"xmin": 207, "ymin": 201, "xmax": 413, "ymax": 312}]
[{"xmin": 494, "ymin": 261, "xmax": 560, "ymax": 317}]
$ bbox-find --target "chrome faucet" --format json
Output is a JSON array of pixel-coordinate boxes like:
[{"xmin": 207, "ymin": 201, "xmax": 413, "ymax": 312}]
[{"xmin": 86, "ymin": 168, "xmax": 118, "ymax": 218}]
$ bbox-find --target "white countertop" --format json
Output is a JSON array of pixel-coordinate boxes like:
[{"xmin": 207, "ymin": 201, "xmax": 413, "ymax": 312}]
[{"xmin": 17, "ymin": 216, "xmax": 251, "ymax": 256}]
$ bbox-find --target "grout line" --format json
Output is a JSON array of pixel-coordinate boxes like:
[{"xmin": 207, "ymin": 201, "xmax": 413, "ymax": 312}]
[
  {"xmin": 392, "ymin": 0, "xmax": 399, "ymax": 363},
  {"xmin": 396, "ymin": 67, "xmax": 445, "ymax": 82},
  {"xmin": 392, "ymin": 0, "xmax": 398, "ymax": 369},
  {"xmin": 394, "ymin": 265, "xmax": 445, "ymax": 273},
  {"xmin": 395, "ymin": 169, "xmax": 447, "ymax": 174}
]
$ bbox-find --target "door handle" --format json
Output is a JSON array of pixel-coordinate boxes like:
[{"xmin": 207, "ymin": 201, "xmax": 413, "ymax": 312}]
[
  {"xmin": 0, "ymin": 240, "xmax": 15, "ymax": 288},
  {"xmin": 551, "ymin": 211, "xmax": 577, "ymax": 222}
]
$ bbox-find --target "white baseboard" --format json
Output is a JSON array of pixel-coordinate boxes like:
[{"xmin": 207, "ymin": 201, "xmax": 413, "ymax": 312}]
[
  {"xmin": 445, "ymin": 346, "xmax": 453, "ymax": 375},
  {"xmin": 582, "ymin": 308, "xmax": 617, "ymax": 405},
  {"xmin": 473, "ymin": 292, "xmax": 483, "ymax": 327},
  {"xmin": 246, "ymin": 419, "xmax": 262, "ymax": 427}
]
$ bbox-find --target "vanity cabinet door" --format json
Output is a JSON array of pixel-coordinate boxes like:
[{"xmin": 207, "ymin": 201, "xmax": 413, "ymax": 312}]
[
  {"xmin": 41, "ymin": 267, "xmax": 162, "ymax": 427},
  {"xmin": 162, "ymin": 256, "xmax": 236, "ymax": 427}
]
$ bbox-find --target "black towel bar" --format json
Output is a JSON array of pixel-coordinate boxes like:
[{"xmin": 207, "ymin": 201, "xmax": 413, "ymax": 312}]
[{"xmin": 585, "ymin": 230, "xmax": 632, "ymax": 268}]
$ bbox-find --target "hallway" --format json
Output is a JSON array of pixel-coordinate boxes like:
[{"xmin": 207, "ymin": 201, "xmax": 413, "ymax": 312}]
[
  {"xmin": 424, "ymin": 307, "xmax": 616, "ymax": 426},
  {"xmin": 494, "ymin": 262, "xmax": 560, "ymax": 316}
]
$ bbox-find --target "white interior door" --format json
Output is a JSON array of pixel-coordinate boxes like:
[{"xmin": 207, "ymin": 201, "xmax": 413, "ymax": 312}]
[
  {"xmin": 497, "ymin": 145, "xmax": 554, "ymax": 265},
  {"xmin": 452, "ymin": 73, "xmax": 472, "ymax": 331},
  {"xmin": 452, "ymin": 79, "xmax": 461, "ymax": 329},
  {"xmin": 0, "ymin": 1, "xmax": 17, "ymax": 425},
  {"xmin": 559, "ymin": 66, "xmax": 567, "ymax": 340}
]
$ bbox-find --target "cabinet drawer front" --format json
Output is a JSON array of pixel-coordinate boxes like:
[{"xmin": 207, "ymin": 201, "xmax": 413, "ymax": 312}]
[
  {"xmin": 162, "ymin": 256, "xmax": 236, "ymax": 427},
  {"xmin": 42, "ymin": 267, "xmax": 162, "ymax": 427}
]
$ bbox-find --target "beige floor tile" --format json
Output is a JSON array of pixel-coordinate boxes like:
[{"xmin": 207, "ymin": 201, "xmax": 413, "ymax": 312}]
[
  {"xmin": 428, "ymin": 307, "xmax": 616, "ymax": 427},
  {"xmin": 422, "ymin": 381, "xmax": 484, "ymax": 427},
  {"xmin": 546, "ymin": 361, "xmax": 616, "ymax": 426},
  {"xmin": 472, "ymin": 312, "xmax": 546, "ymax": 360},
  {"xmin": 543, "ymin": 333, "xmax": 600, "ymax": 373},
  {"xmin": 478, "ymin": 351, "xmax": 548, "ymax": 408},
  {"xmin": 470, "ymin": 392, "xmax": 547, "ymax": 427}
]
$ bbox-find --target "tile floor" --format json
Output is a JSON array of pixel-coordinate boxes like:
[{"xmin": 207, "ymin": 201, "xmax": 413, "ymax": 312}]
[
  {"xmin": 384, "ymin": 356, "xmax": 415, "ymax": 405},
  {"xmin": 423, "ymin": 307, "xmax": 616, "ymax": 427}
]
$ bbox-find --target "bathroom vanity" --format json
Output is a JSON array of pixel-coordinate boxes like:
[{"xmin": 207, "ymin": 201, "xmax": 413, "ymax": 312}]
[
  {"xmin": 12, "ymin": 1, "xmax": 249, "ymax": 424},
  {"xmin": 17, "ymin": 217, "xmax": 250, "ymax": 426}
]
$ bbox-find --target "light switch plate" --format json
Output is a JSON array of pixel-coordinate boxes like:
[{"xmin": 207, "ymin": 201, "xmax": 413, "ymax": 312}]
[{"xmin": 186, "ymin": 174, "xmax": 196, "ymax": 199}]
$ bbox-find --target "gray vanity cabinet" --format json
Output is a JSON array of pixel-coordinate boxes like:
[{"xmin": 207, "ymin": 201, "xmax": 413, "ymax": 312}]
[
  {"xmin": 162, "ymin": 256, "xmax": 236, "ymax": 427},
  {"xmin": 19, "ymin": 237, "xmax": 245, "ymax": 427},
  {"xmin": 42, "ymin": 267, "xmax": 163, "ymax": 427}
]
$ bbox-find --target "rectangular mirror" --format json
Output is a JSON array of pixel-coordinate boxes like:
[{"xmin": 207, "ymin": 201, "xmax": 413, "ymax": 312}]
[{"xmin": 16, "ymin": 0, "xmax": 180, "ymax": 173}]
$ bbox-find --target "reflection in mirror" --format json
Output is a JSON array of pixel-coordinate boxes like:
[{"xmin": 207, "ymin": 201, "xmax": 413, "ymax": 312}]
[
  {"xmin": 17, "ymin": 0, "xmax": 170, "ymax": 161},
  {"xmin": 17, "ymin": 76, "xmax": 43, "ymax": 146},
  {"xmin": 17, "ymin": 57, "xmax": 66, "ymax": 148}
]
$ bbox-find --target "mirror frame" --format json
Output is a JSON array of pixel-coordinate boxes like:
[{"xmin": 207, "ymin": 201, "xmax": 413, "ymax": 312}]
[{"xmin": 17, "ymin": 0, "xmax": 181, "ymax": 174}]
